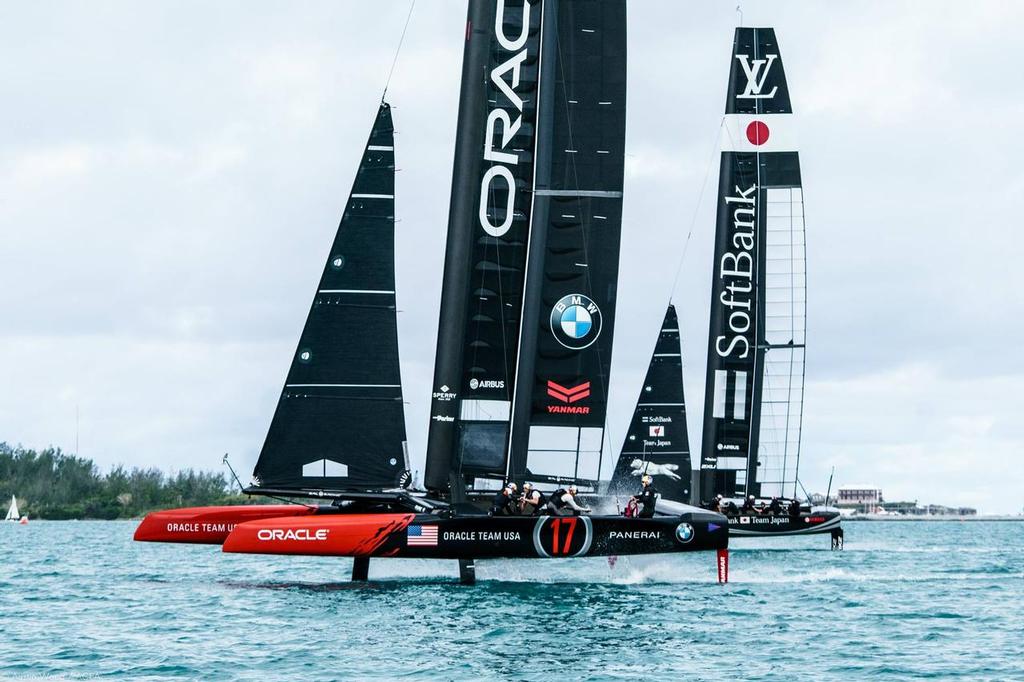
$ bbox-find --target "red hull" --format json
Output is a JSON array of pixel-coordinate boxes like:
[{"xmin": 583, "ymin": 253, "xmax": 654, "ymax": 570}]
[
  {"xmin": 133, "ymin": 505, "xmax": 316, "ymax": 544},
  {"xmin": 222, "ymin": 513, "xmax": 415, "ymax": 556}
]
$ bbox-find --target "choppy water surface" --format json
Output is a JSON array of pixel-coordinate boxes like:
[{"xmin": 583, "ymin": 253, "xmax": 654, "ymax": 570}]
[{"xmin": 1, "ymin": 520, "xmax": 1021, "ymax": 680}]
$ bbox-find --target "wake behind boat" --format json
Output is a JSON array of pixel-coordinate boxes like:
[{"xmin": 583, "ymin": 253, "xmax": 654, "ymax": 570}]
[{"xmin": 135, "ymin": 0, "xmax": 729, "ymax": 584}]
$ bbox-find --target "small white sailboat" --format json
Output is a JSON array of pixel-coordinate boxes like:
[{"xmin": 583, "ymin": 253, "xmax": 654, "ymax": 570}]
[
  {"xmin": 5, "ymin": 495, "xmax": 26, "ymax": 523},
  {"xmin": 5, "ymin": 493, "xmax": 20, "ymax": 520}
]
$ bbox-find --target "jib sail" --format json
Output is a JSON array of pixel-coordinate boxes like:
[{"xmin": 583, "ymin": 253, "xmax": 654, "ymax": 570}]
[
  {"xmin": 424, "ymin": 0, "xmax": 544, "ymax": 492},
  {"xmin": 508, "ymin": 0, "xmax": 627, "ymax": 488},
  {"xmin": 252, "ymin": 103, "xmax": 410, "ymax": 492},
  {"xmin": 610, "ymin": 305, "xmax": 693, "ymax": 503},
  {"xmin": 700, "ymin": 27, "xmax": 805, "ymax": 501}
]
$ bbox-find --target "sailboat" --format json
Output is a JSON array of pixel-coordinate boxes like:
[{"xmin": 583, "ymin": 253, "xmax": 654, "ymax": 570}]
[
  {"xmin": 135, "ymin": 1, "xmax": 728, "ymax": 583},
  {"xmin": 696, "ymin": 27, "xmax": 840, "ymax": 537},
  {"xmin": 5, "ymin": 495, "xmax": 23, "ymax": 522}
]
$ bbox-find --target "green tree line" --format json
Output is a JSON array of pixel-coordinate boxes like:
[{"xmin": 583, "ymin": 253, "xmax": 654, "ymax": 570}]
[{"xmin": 0, "ymin": 443, "xmax": 250, "ymax": 519}]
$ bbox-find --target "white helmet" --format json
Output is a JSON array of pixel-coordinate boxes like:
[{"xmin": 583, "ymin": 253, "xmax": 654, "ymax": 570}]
[{"xmin": 568, "ymin": 484, "xmax": 578, "ymax": 494}]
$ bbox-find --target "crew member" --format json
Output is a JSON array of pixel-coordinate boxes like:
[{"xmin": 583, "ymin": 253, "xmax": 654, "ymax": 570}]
[
  {"xmin": 546, "ymin": 484, "xmax": 591, "ymax": 516},
  {"xmin": 636, "ymin": 475, "xmax": 658, "ymax": 518},
  {"xmin": 741, "ymin": 495, "xmax": 757, "ymax": 514},
  {"xmin": 788, "ymin": 498, "xmax": 802, "ymax": 519},
  {"xmin": 768, "ymin": 497, "xmax": 783, "ymax": 515},
  {"xmin": 519, "ymin": 483, "xmax": 545, "ymax": 515},
  {"xmin": 489, "ymin": 483, "xmax": 517, "ymax": 516}
]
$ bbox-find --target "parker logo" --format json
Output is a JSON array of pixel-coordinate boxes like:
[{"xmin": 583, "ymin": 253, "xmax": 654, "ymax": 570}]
[
  {"xmin": 546, "ymin": 380, "xmax": 591, "ymax": 415},
  {"xmin": 478, "ymin": 0, "xmax": 537, "ymax": 238},
  {"xmin": 256, "ymin": 528, "xmax": 329, "ymax": 542},
  {"xmin": 735, "ymin": 53, "xmax": 778, "ymax": 100},
  {"xmin": 549, "ymin": 293, "xmax": 603, "ymax": 350}
]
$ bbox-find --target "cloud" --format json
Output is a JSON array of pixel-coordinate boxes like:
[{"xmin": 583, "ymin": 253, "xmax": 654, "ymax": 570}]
[{"xmin": 0, "ymin": 1, "xmax": 1020, "ymax": 514}]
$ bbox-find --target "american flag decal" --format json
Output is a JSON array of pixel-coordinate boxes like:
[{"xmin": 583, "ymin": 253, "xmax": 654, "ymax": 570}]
[{"xmin": 406, "ymin": 524, "xmax": 438, "ymax": 547}]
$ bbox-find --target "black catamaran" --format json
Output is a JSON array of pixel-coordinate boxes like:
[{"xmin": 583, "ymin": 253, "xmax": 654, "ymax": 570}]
[
  {"xmin": 135, "ymin": 0, "xmax": 728, "ymax": 583},
  {"xmin": 697, "ymin": 27, "xmax": 839, "ymax": 537}
]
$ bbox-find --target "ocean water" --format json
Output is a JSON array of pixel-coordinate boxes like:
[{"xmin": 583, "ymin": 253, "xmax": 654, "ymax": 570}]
[{"xmin": 1, "ymin": 520, "xmax": 1021, "ymax": 680}]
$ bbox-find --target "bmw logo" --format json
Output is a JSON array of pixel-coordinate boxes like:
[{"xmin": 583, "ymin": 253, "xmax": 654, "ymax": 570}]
[
  {"xmin": 675, "ymin": 523, "xmax": 695, "ymax": 544},
  {"xmin": 549, "ymin": 294, "xmax": 602, "ymax": 350}
]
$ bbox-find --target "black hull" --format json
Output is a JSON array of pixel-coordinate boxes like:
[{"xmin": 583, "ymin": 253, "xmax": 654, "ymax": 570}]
[
  {"xmin": 221, "ymin": 509, "xmax": 729, "ymax": 559},
  {"xmin": 727, "ymin": 510, "xmax": 841, "ymax": 537}
]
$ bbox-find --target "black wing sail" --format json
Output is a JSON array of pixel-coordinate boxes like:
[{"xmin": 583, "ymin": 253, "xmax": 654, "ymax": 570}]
[
  {"xmin": 508, "ymin": 0, "xmax": 627, "ymax": 488},
  {"xmin": 423, "ymin": 0, "xmax": 543, "ymax": 493},
  {"xmin": 611, "ymin": 305, "xmax": 692, "ymax": 502},
  {"xmin": 252, "ymin": 103, "xmax": 410, "ymax": 492},
  {"xmin": 700, "ymin": 28, "xmax": 805, "ymax": 501}
]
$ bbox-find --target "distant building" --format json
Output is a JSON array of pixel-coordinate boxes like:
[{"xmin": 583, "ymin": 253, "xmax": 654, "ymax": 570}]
[{"xmin": 837, "ymin": 485, "xmax": 883, "ymax": 513}]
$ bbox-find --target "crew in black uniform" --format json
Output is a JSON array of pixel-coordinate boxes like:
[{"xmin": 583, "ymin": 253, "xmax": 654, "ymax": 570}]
[
  {"xmin": 788, "ymin": 498, "xmax": 802, "ymax": 519},
  {"xmin": 489, "ymin": 483, "xmax": 517, "ymax": 516},
  {"xmin": 635, "ymin": 475, "xmax": 658, "ymax": 518},
  {"xmin": 546, "ymin": 485, "xmax": 590, "ymax": 516},
  {"xmin": 768, "ymin": 497, "xmax": 783, "ymax": 515},
  {"xmin": 518, "ymin": 483, "xmax": 545, "ymax": 515},
  {"xmin": 741, "ymin": 495, "xmax": 757, "ymax": 514}
]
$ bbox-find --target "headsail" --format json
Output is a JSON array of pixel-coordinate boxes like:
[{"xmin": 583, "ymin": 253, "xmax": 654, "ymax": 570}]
[
  {"xmin": 252, "ymin": 103, "xmax": 410, "ymax": 493},
  {"xmin": 611, "ymin": 305, "xmax": 692, "ymax": 503},
  {"xmin": 700, "ymin": 28, "xmax": 805, "ymax": 501}
]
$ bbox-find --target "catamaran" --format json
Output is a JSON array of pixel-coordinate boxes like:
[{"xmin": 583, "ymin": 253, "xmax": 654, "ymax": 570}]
[
  {"xmin": 135, "ymin": 0, "xmax": 728, "ymax": 583},
  {"xmin": 696, "ymin": 27, "xmax": 839, "ymax": 537},
  {"xmin": 606, "ymin": 28, "xmax": 841, "ymax": 539}
]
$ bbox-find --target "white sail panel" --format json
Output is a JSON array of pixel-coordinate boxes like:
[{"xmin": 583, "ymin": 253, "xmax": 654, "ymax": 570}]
[{"xmin": 755, "ymin": 187, "xmax": 806, "ymax": 498}]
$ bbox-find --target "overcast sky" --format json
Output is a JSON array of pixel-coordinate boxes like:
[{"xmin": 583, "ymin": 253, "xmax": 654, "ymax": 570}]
[{"xmin": 2, "ymin": 1, "xmax": 1022, "ymax": 513}]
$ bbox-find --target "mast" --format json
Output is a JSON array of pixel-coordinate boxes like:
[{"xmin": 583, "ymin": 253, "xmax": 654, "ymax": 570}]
[
  {"xmin": 422, "ymin": 0, "xmax": 492, "ymax": 495},
  {"xmin": 610, "ymin": 305, "xmax": 692, "ymax": 503},
  {"xmin": 251, "ymin": 102, "xmax": 410, "ymax": 493},
  {"xmin": 700, "ymin": 27, "xmax": 805, "ymax": 501}
]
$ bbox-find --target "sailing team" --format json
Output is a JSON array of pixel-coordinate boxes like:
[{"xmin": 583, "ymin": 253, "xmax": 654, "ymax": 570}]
[
  {"xmin": 488, "ymin": 476, "xmax": 659, "ymax": 519},
  {"xmin": 707, "ymin": 494, "xmax": 803, "ymax": 519}
]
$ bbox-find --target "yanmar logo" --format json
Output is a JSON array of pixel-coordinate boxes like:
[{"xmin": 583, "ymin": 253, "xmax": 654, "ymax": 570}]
[
  {"xmin": 546, "ymin": 380, "xmax": 590, "ymax": 415},
  {"xmin": 256, "ymin": 528, "xmax": 329, "ymax": 542}
]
